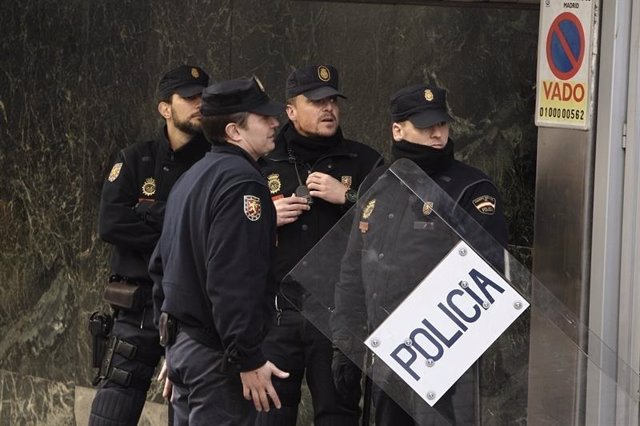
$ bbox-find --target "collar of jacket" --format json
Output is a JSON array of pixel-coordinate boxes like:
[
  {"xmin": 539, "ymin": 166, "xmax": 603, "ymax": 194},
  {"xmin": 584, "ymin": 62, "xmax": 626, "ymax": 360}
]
[
  {"xmin": 158, "ymin": 126, "xmax": 211, "ymax": 161},
  {"xmin": 265, "ymin": 121, "xmax": 355, "ymax": 164},
  {"xmin": 211, "ymin": 143, "xmax": 263, "ymax": 172}
]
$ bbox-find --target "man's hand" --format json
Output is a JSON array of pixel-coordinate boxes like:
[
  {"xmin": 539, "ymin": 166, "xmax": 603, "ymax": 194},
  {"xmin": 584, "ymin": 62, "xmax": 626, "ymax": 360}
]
[
  {"xmin": 240, "ymin": 361, "xmax": 290, "ymax": 412},
  {"xmin": 274, "ymin": 195, "xmax": 310, "ymax": 226},
  {"xmin": 306, "ymin": 172, "xmax": 348, "ymax": 205},
  {"xmin": 157, "ymin": 359, "xmax": 173, "ymax": 401}
]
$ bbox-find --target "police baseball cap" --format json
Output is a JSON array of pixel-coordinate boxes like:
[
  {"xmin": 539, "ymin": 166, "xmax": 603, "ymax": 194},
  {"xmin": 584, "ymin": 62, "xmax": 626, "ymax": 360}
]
[
  {"xmin": 285, "ymin": 64, "xmax": 346, "ymax": 101},
  {"xmin": 390, "ymin": 84, "xmax": 453, "ymax": 129},
  {"xmin": 200, "ymin": 77, "xmax": 285, "ymax": 117},
  {"xmin": 157, "ymin": 65, "xmax": 209, "ymax": 100}
]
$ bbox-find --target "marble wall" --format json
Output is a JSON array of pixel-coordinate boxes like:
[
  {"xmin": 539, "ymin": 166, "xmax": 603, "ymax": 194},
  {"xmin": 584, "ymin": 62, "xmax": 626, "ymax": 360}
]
[{"xmin": 0, "ymin": 0, "xmax": 538, "ymax": 424}]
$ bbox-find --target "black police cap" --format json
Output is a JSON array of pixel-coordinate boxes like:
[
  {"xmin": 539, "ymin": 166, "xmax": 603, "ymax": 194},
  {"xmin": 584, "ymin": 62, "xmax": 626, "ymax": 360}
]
[
  {"xmin": 157, "ymin": 65, "xmax": 209, "ymax": 100},
  {"xmin": 285, "ymin": 64, "xmax": 346, "ymax": 101},
  {"xmin": 390, "ymin": 84, "xmax": 453, "ymax": 129},
  {"xmin": 201, "ymin": 77, "xmax": 284, "ymax": 117}
]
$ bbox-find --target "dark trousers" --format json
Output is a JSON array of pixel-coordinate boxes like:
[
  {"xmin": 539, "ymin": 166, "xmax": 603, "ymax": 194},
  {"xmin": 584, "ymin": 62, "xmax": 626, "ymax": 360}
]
[
  {"xmin": 256, "ymin": 308, "xmax": 361, "ymax": 426},
  {"xmin": 167, "ymin": 330, "xmax": 255, "ymax": 426},
  {"xmin": 89, "ymin": 297, "xmax": 164, "ymax": 426}
]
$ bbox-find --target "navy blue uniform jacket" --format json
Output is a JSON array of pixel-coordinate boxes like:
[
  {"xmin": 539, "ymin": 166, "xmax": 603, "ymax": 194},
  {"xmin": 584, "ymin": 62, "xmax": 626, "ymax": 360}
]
[
  {"xmin": 99, "ymin": 129, "xmax": 209, "ymax": 281},
  {"xmin": 259, "ymin": 122, "xmax": 382, "ymax": 288},
  {"xmin": 150, "ymin": 144, "xmax": 277, "ymax": 372},
  {"xmin": 332, "ymin": 157, "xmax": 508, "ymax": 347}
]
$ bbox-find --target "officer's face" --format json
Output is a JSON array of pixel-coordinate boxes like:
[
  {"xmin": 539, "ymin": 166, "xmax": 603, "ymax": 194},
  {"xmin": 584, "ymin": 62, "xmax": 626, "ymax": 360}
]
[
  {"xmin": 392, "ymin": 120, "xmax": 449, "ymax": 149},
  {"xmin": 286, "ymin": 95, "xmax": 340, "ymax": 138},
  {"xmin": 233, "ymin": 113, "xmax": 280, "ymax": 160},
  {"xmin": 164, "ymin": 93, "xmax": 203, "ymax": 135}
]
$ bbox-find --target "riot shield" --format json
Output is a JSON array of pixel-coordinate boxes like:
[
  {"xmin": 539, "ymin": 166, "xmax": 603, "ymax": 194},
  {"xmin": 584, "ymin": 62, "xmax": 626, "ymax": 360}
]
[{"xmin": 280, "ymin": 159, "xmax": 638, "ymax": 425}]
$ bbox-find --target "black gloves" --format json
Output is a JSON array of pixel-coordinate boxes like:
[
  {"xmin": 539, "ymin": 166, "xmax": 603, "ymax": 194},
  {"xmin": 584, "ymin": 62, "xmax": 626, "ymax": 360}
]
[{"xmin": 331, "ymin": 345, "xmax": 363, "ymax": 404}]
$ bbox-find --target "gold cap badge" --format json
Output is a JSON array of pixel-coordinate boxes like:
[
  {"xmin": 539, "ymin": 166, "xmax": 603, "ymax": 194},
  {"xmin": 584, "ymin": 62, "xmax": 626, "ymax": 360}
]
[
  {"xmin": 142, "ymin": 178, "xmax": 156, "ymax": 197},
  {"xmin": 317, "ymin": 66, "xmax": 331, "ymax": 82},
  {"xmin": 191, "ymin": 68, "xmax": 200, "ymax": 79},
  {"xmin": 108, "ymin": 163, "xmax": 123, "ymax": 182},
  {"xmin": 267, "ymin": 174, "xmax": 282, "ymax": 194},
  {"xmin": 254, "ymin": 76, "xmax": 265, "ymax": 92},
  {"xmin": 422, "ymin": 201, "xmax": 433, "ymax": 216},
  {"xmin": 424, "ymin": 89, "xmax": 434, "ymax": 102}
]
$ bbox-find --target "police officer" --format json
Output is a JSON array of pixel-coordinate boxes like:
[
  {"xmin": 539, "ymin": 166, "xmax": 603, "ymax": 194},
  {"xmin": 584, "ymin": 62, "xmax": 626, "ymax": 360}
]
[
  {"xmin": 331, "ymin": 83, "xmax": 508, "ymax": 425},
  {"xmin": 256, "ymin": 64, "xmax": 382, "ymax": 426},
  {"xmin": 150, "ymin": 77, "xmax": 290, "ymax": 426},
  {"xmin": 90, "ymin": 65, "xmax": 210, "ymax": 426}
]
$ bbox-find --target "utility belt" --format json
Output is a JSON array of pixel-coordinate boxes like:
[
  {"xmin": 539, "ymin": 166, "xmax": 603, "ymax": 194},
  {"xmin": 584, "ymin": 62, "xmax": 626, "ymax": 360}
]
[
  {"xmin": 159, "ymin": 312, "xmax": 241, "ymax": 372},
  {"xmin": 276, "ymin": 278, "xmax": 307, "ymax": 311},
  {"xmin": 103, "ymin": 274, "xmax": 152, "ymax": 312},
  {"xmin": 158, "ymin": 312, "xmax": 220, "ymax": 349},
  {"xmin": 275, "ymin": 285, "xmax": 333, "ymax": 326},
  {"xmin": 274, "ymin": 293, "xmax": 299, "ymax": 311}
]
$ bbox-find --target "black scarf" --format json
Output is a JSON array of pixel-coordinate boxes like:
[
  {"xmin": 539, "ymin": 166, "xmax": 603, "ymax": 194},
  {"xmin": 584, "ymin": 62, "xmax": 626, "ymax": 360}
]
[
  {"xmin": 284, "ymin": 123, "xmax": 342, "ymax": 164},
  {"xmin": 391, "ymin": 139, "xmax": 454, "ymax": 175}
]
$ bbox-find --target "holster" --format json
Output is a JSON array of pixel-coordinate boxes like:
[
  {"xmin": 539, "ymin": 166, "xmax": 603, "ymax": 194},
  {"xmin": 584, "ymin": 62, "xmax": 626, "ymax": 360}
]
[
  {"xmin": 89, "ymin": 311, "xmax": 113, "ymax": 368},
  {"xmin": 158, "ymin": 312, "xmax": 177, "ymax": 347},
  {"xmin": 103, "ymin": 278, "xmax": 142, "ymax": 311}
]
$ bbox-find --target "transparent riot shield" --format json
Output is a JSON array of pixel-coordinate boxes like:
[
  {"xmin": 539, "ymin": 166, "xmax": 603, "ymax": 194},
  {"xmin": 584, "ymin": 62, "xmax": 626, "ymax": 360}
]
[{"xmin": 281, "ymin": 159, "xmax": 639, "ymax": 425}]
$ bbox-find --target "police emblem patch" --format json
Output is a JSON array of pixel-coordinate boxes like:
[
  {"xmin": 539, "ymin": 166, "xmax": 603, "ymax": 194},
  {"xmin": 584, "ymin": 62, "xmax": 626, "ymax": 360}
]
[
  {"xmin": 362, "ymin": 199, "xmax": 376, "ymax": 220},
  {"xmin": 267, "ymin": 174, "xmax": 281, "ymax": 194},
  {"xmin": 108, "ymin": 163, "xmax": 123, "ymax": 182},
  {"xmin": 422, "ymin": 201, "xmax": 433, "ymax": 216},
  {"xmin": 341, "ymin": 176, "xmax": 352, "ymax": 189},
  {"xmin": 244, "ymin": 195, "xmax": 262, "ymax": 221},
  {"xmin": 141, "ymin": 178, "xmax": 156, "ymax": 197},
  {"xmin": 473, "ymin": 195, "xmax": 496, "ymax": 215},
  {"xmin": 318, "ymin": 66, "xmax": 331, "ymax": 82},
  {"xmin": 191, "ymin": 68, "xmax": 200, "ymax": 78},
  {"xmin": 424, "ymin": 89, "xmax": 434, "ymax": 102}
]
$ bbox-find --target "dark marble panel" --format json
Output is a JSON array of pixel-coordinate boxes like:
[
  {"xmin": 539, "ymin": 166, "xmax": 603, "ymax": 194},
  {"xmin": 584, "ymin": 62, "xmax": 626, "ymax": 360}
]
[
  {"xmin": 0, "ymin": 0, "xmax": 539, "ymax": 423},
  {"xmin": 0, "ymin": 370, "xmax": 75, "ymax": 425}
]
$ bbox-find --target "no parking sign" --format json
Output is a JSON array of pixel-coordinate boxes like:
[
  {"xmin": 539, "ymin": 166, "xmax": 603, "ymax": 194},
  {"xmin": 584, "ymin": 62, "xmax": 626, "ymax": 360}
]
[{"xmin": 535, "ymin": 0, "xmax": 595, "ymax": 130}]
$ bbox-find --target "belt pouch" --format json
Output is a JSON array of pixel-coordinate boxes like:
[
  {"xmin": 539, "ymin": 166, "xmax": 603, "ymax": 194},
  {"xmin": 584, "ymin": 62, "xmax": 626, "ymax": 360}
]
[{"xmin": 103, "ymin": 280, "xmax": 141, "ymax": 310}]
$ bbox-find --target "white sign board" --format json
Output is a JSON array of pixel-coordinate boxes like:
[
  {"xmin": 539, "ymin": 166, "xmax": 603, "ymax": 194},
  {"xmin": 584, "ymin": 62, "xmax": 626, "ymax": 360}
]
[
  {"xmin": 365, "ymin": 241, "xmax": 529, "ymax": 406},
  {"xmin": 535, "ymin": 0, "xmax": 595, "ymax": 130}
]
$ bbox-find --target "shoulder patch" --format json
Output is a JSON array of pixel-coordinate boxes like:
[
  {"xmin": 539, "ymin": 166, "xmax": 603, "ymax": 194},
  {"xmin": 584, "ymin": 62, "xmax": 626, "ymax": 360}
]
[
  {"xmin": 244, "ymin": 195, "xmax": 262, "ymax": 221},
  {"xmin": 473, "ymin": 195, "xmax": 496, "ymax": 215},
  {"xmin": 108, "ymin": 163, "xmax": 123, "ymax": 182}
]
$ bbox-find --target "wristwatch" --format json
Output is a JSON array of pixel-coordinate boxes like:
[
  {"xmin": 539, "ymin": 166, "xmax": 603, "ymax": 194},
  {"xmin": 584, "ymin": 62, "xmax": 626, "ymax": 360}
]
[{"xmin": 345, "ymin": 188, "xmax": 358, "ymax": 204}]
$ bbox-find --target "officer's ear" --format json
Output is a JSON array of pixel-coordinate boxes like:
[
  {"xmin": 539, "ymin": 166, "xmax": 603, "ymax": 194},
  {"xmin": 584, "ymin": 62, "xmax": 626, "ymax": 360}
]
[
  {"xmin": 392, "ymin": 122, "xmax": 404, "ymax": 142},
  {"xmin": 158, "ymin": 100, "xmax": 172, "ymax": 120},
  {"xmin": 224, "ymin": 122, "xmax": 242, "ymax": 143},
  {"xmin": 285, "ymin": 98, "xmax": 298, "ymax": 122}
]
